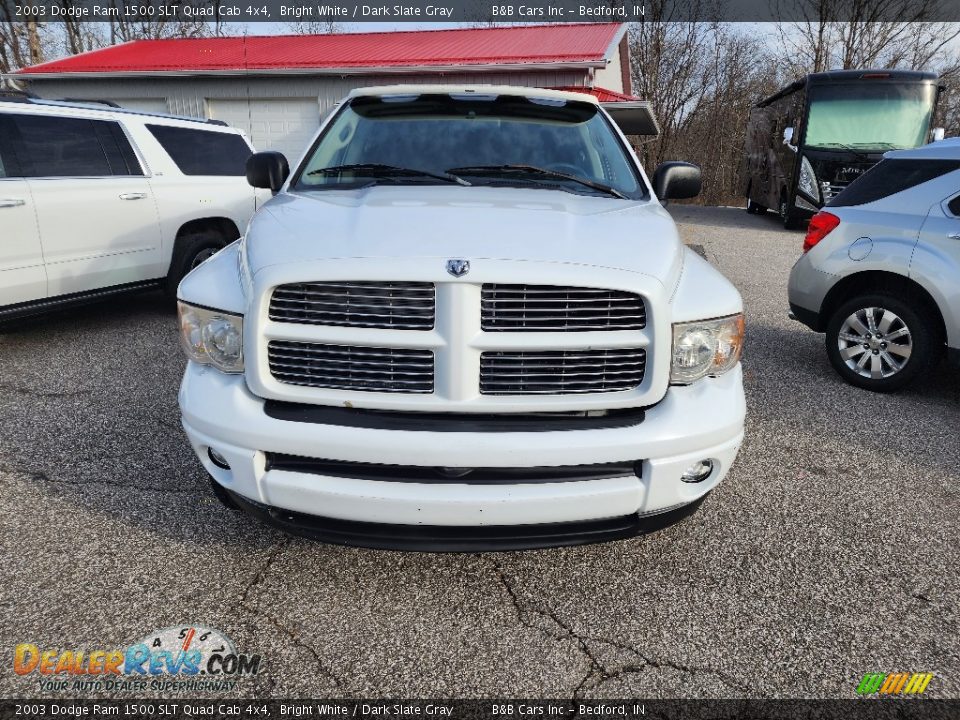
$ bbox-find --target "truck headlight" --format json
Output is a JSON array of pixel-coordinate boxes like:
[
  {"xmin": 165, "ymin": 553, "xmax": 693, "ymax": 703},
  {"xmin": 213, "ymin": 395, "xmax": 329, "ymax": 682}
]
[
  {"xmin": 671, "ymin": 314, "xmax": 744, "ymax": 385},
  {"xmin": 798, "ymin": 155, "xmax": 820, "ymax": 203},
  {"xmin": 177, "ymin": 302, "xmax": 244, "ymax": 373}
]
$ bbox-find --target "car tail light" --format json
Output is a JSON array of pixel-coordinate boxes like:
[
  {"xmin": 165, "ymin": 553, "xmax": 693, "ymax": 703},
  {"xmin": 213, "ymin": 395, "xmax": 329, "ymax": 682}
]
[{"xmin": 803, "ymin": 211, "xmax": 840, "ymax": 253}]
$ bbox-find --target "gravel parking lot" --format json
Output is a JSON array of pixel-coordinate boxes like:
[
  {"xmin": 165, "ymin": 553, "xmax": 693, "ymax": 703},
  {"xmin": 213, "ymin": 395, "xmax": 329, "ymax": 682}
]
[{"xmin": 1, "ymin": 205, "xmax": 957, "ymax": 700}]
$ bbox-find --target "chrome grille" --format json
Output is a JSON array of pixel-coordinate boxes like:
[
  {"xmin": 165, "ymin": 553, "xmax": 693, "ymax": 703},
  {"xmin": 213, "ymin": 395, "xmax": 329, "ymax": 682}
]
[
  {"xmin": 269, "ymin": 282, "xmax": 435, "ymax": 329},
  {"xmin": 481, "ymin": 284, "xmax": 645, "ymax": 331},
  {"xmin": 480, "ymin": 348, "xmax": 646, "ymax": 395},
  {"xmin": 268, "ymin": 341, "xmax": 434, "ymax": 394}
]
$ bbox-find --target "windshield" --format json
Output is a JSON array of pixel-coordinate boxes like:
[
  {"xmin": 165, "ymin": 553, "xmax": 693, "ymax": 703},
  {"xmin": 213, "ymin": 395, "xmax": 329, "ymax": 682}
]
[
  {"xmin": 804, "ymin": 83, "xmax": 936, "ymax": 151},
  {"xmin": 293, "ymin": 93, "xmax": 645, "ymax": 199}
]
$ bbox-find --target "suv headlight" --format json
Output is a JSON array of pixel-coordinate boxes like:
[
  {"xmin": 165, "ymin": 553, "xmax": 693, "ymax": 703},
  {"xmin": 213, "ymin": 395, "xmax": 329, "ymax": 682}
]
[
  {"xmin": 798, "ymin": 155, "xmax": 820, "ymax": 203},
  {"xmin": 671, "ymin": 314, "xmax": 744, "ymax": 385},
  {"xmin": 178, "ymin": 302, "xmax": 244, "ymax": 373}
]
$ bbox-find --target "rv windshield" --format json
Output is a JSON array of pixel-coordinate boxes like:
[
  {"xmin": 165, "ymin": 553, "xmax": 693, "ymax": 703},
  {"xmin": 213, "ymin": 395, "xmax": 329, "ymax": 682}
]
[
  {"xmin": 293, "ymin": 93, "xmax": 645, "ymax": 199},
  {"xmin": 804, "ymin": 83, "xmax": 936, "ymax": 151}
]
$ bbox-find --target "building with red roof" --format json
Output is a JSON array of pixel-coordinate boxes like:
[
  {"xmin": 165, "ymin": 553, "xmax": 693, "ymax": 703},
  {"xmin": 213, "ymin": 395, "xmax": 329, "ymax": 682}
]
[{"xmin": 8, "ymin": 23, "xmax": 635, "ymax": 158}]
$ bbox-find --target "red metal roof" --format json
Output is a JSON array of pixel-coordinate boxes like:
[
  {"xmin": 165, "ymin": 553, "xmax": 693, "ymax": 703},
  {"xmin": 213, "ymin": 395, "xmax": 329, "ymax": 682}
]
[
  {"xmin": 18, "ymin": 23, "xmax": 625, "ymax": 76},
  {"xmin": 553, "ymin": 86, "xmax": 639, "ymax": 102}
]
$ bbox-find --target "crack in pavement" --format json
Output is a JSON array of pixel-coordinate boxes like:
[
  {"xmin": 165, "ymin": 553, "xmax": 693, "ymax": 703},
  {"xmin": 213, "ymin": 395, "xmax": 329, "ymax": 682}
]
[
  {"xmin": 0, "ymin": 382, "xmax": 92, "ymax": 398},
  {"xmin": 232, "ymin": 539, "xmax": 346, "ymax": 692},
  {"xmin": 234, "ymin": 538, "xmax": 292, "ymax": 611},
  {"xmin": 250, "ymin": 607, "xmax": 346, "ymax": 693},
  {"xmin": 0, "ymin": 462, "xmax": 205, "ymax": 494},
  {"xmin": 489, "ymin": 559, "xmax": 756, "ymax": 698}
]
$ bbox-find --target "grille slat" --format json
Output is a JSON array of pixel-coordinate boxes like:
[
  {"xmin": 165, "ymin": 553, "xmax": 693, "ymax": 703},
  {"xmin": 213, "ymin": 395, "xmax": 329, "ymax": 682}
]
[
  {"xmin": 480, "ymin": 349, "xmax": 646, "ymax": 395},
  {"xmin": 481, "ymin": 284, "xmax": 646, "ymax": 332},
  {"xmin": 270, "ymin": 282, "xmax": 435, "ymax": 329},
  {"xmin": 269, "ymin": 341, "xmax": 434, "ymax": 394}
]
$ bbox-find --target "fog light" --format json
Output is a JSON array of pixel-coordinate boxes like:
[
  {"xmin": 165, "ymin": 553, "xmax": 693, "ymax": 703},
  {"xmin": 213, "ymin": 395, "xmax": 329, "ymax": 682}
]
[
  {"xmin": 208, "ymin": 448, "xmax": 231, "ymax": 469},
  {"xmin": 681, "ymin": 459, "xmax": 713, "ymax": 483}
]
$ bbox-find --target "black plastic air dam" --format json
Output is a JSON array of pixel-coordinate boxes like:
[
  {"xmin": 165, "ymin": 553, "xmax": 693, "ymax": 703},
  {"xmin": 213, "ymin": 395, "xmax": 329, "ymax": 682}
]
[{"xmin": 221, "ymin": 486, "xmax": 709, "ymax": 552}]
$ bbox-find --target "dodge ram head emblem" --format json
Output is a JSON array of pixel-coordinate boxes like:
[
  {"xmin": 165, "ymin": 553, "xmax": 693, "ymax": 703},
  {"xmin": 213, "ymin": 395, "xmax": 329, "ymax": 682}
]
[{"xmin": 446, "ymin": 259, "xmax": 470, "ymax": 277}]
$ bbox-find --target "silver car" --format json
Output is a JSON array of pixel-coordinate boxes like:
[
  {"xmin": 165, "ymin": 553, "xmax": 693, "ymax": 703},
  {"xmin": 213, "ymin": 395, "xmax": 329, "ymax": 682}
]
[{"xmin": 788, "ymin": 138, "xmax": 960, "ymax": 391}]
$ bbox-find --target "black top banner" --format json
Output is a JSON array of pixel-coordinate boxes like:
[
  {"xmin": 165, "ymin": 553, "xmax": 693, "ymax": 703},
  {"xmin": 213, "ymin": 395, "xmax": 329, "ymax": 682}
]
[{"xmin": 5, "ymin": 0, "xmax": 960, "ymax": 22}]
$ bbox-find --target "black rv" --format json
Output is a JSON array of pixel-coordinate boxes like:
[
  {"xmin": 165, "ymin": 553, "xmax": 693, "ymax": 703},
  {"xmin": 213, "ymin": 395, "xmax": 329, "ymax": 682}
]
[{"xmin": 743, "ymin": 69, "xmax": 943, "ymax": 228}]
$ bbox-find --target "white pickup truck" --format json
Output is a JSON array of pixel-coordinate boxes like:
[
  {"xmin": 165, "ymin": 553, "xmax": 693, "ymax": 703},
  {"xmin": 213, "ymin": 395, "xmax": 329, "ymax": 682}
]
[{"xmin": 176, "ymin": 85, "xmax": 746, "ymax": 550}]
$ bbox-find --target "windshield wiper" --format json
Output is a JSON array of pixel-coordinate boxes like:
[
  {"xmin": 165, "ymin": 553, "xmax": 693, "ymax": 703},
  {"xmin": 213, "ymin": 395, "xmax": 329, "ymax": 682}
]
[
  {"xmin": 446, "ymin": 164, "xmax": 628, "ymax": 200},
  {"xmin": 306, "ymin": 163, "xmax": 470, "ymax": 186},
  {"xmin": 807, "ymin": 143, "xmax": 873, "ymax": 158}
]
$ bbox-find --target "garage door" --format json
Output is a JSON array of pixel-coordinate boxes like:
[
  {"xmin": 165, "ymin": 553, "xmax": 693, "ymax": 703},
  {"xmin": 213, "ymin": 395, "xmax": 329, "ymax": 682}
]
[
  {"xmin": 207, "ymin": 98, "xmax": 319, "ymax": 161},
  {"xmin": 114, "ymin": 98, "xmax": 170, "ymax": 114}
]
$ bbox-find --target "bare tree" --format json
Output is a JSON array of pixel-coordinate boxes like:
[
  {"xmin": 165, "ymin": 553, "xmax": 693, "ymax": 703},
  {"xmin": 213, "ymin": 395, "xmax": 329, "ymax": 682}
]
[
  {"xmin": 774, "ymin": 0, "xmax": 960, "ymax": 73},
  {"xmin": 285, "ymin": 21, "xmax": 345, "ymax": 34},
  {"xmin": 106, "ymin": 0, "xmax": 212, "ymax": 44},
  {"xmin": 0, "ymin": 3, "xmax": 53, "ymax": 75}
]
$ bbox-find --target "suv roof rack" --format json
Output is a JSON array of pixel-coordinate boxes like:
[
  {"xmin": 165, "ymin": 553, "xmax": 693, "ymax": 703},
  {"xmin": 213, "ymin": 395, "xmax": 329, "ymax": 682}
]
[
  {"xmin": 0, "ymin": 94, "xmax": 237, "ymax": 129},
  {"xmin": 0, "ymin": 89, "xmax": 37, "ymax": 103},
  {"xmin": 60, "ymin": 97, "xmax": 121, "ymax": 108}
]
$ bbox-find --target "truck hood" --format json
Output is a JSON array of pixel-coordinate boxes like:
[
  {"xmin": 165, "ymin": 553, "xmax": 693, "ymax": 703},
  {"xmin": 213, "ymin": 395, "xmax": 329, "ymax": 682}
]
[{"xmin": 244, "ymin": 185, "xmax": 682, "ymax": 285}]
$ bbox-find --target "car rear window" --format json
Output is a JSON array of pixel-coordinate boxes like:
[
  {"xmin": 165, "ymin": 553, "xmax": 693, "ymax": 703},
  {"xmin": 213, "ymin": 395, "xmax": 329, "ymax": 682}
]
[
  {"xmin": 829, "ymin": 159, "xmax": 960, "ymax": 207},
  {"xmin": 949, "ymin": 195, "xmax": 960, "ymax": 216},
  {"xmin": 147, "ymin": 124, "xmax": 251, "ymax": 176}
]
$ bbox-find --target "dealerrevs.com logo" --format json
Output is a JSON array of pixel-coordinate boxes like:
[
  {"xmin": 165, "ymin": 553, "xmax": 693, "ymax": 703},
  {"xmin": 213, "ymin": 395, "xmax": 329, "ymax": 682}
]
[{"xmin": 14, "ymin": 626, "xmax": 261, "ymax": 693}]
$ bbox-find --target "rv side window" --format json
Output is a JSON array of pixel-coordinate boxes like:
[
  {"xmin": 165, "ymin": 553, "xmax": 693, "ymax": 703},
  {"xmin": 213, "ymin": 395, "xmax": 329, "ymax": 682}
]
[{"xmin": 829, "ymin": 159, "xmax": 960, "ymax": 207}]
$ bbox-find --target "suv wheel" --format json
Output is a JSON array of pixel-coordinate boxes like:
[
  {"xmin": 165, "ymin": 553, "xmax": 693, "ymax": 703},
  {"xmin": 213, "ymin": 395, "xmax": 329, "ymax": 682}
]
[
  {"xmin": 825, "ymin": 293, "xmax": 937, "ymax": 392},
  {"xmin": 165, "ymin": 231, "xmax": 227, "ymax": 298}
]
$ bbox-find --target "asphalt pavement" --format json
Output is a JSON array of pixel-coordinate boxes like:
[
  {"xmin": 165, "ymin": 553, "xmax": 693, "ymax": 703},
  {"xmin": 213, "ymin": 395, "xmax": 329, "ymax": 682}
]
[{"xmin": 1, "ymin": 205, "xmax": 957, "ymax": 699}]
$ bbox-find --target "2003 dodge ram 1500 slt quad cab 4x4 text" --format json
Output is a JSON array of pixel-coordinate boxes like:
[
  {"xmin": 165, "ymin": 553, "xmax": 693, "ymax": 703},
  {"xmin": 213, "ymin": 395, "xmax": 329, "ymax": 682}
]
[{"xmin": 176, "ymin": 85, "xmax": 746, "ymax": 551}]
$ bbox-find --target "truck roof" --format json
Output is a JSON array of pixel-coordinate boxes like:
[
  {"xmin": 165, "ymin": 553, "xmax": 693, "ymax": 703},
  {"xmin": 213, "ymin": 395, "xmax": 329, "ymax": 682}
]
[
  {"xmin": 757, "ymin": 69, "xmax": 940, "ymax": 107},
  {"xmin": 346, "ymin": 84, "xmax": 601, "ymax": 105}
]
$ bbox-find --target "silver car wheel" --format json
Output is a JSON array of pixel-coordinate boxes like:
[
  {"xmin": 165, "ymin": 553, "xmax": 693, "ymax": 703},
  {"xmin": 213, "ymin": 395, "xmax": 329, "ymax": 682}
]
[{"xmin": 837, "ymin": 306, "xmax": 913, "ymax": 380}]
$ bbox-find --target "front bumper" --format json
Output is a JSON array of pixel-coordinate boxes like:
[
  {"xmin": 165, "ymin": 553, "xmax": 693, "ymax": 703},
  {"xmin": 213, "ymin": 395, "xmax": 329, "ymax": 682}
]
[{"xmin": 179, "ymin": 363, "xmax": 745, "ymax": 549}]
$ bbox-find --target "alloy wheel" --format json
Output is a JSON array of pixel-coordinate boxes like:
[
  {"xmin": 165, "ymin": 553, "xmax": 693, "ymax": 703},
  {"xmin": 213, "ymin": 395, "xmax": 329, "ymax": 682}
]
[{"xmin": 837, "ymin": 306, "xmax": 913, "ymax": 379}]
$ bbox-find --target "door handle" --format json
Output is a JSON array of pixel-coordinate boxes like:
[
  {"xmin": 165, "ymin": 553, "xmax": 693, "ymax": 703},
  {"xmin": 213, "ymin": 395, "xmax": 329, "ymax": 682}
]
[
  {"xmin": 948, "ymin": 232, "xmax": 960, "ymax": 240},
  {"xmin": 119, "ymin": 192, "xmax": 147, "ymax": 201},
  {"xmin": 0, "ymin": 198, "xmax": 26, "ymax": 208}
]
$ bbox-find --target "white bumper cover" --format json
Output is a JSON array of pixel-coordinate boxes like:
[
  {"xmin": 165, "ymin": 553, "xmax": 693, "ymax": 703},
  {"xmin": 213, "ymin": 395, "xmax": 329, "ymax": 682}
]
[{"xmin": 179, "ymin": 363, "xmax": 745, "ymax": 528}]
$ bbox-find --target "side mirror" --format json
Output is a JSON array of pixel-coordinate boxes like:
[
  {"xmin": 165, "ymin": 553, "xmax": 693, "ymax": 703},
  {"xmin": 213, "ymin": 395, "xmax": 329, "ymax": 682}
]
[
  {"xmin": 932, "ymin": 127, "xmax": 945, "ymax": 142},
  {"xmin": 783, "ymin": 126, "xmax": 795, "ymax": 145},
  {"xmin": 246, "ymin": 151, "xmax": 289, "ymax": 192},
  {"xmin": 651, "ymin": 161, "xmax": 701, "ymax": 202}
]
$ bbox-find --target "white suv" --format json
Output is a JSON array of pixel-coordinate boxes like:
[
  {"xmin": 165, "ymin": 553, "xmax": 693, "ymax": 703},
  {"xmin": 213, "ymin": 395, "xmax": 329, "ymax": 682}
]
[
  {"xmin": 176, "ymin": 85, "xmax": 746, "ymax": 550},
  {"xmin": 0, "ymin": 94, "xmax": 265, "ymax": 319}
]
